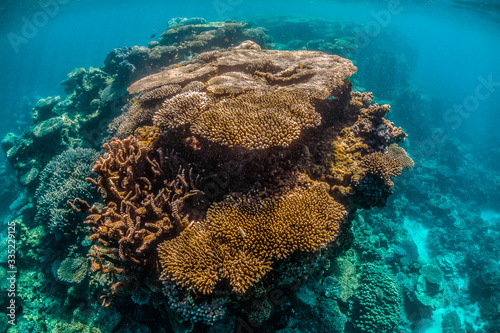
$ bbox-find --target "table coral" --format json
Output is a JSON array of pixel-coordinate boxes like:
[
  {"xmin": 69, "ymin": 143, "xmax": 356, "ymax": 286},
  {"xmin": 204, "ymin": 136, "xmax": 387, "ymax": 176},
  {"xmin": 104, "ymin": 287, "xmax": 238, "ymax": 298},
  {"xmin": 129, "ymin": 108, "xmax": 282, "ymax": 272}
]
[
  {"xmin": 123, "ymin": 40, "xmax": 356, "ymax": 149},
  {"xmin": 158, "ymin": 182, "xmax": 346, "ymax": 294}
]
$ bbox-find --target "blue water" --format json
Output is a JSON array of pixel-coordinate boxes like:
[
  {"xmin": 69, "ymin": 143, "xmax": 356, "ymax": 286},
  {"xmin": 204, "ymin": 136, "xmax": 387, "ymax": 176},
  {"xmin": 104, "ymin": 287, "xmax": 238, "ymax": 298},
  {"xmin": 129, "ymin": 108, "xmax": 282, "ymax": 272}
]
[{"xmin": 1, "ymin": 0, "xmax": 499, "ymax": 332}]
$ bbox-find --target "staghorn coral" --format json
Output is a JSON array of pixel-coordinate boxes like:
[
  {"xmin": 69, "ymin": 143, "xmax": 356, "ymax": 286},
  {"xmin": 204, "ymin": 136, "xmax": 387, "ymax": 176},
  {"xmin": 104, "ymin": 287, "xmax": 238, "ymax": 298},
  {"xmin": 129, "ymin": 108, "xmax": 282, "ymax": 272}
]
[
  {"xmin": 158, "ymin": 182, "xmax": 346, "ymax": 294},
  {"xmin": 73, "ymin": 133, "xmax": 200, "ymax": 304}
]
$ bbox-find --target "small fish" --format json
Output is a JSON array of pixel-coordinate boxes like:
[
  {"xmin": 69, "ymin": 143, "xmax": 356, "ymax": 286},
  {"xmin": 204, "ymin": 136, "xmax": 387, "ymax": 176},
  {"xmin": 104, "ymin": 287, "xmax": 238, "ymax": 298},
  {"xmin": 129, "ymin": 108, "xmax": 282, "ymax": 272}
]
[
  {"xmin": 224, "ymin": 38, "xmax": 230, "ymax": 42},
  {"xmin": 238, "ymin": 226, "xmax": 246, "ymax": 238},
  {"xmin": 150, "ymin": 33, "xmax": 156, "ymax": 39},
  {"xmin": 131, "ymin": 99, "xmax": 138, "ymax": 104},
  {"xmin": 176, "ymin": 64, "xmax": 181, "ymax": 68},
  {"xmin": 299, "ymin": 63, "xmax": 304, "ymax": 69}
]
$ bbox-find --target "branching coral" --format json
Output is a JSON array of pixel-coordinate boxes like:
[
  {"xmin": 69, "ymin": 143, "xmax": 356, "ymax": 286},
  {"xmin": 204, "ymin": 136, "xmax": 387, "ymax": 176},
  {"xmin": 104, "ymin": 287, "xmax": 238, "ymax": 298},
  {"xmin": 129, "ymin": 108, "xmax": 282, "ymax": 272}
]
[
  {"xmin": 387, "ymin": 143, "xmax": 414, "ymax": 170},
  {"xmin": 57, "ymin": 257, "xmax": 88, "ymax": 284},
  {"xmin": 360, "ymin": 152, "xmax": 403, "ymax": 181},
  {"xmin": 72, "ymin": 133, "xmax": 200, "ymax": 304},
  {"xmin": 190, "ymin": 89, "xmax": 320, "ymax": 149},
  {"xmin": 158, "ymin": 182, "xmax": 346, "ymax": 294},
  {"xmin": 116, "ymin": 84, "xmax": 182, "ymax": 137},
  {"xmin": 153, "ymin": 91, "xmax": 212, "ymax": 130},
  {"xmin": 354, "ymin": 152, "xmax": 404, "ymax": 208}
]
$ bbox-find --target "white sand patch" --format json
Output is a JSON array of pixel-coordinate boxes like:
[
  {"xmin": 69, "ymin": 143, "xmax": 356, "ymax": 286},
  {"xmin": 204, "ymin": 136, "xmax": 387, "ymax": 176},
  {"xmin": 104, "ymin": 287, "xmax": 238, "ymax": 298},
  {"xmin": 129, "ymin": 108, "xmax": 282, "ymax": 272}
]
[
  {"xmin": 480, "ymin": 209, "xmax": 500, "ymax": 225},
  {"xmin": 403, "ymin": 217, "xmax": 430, "ymax": 262}
]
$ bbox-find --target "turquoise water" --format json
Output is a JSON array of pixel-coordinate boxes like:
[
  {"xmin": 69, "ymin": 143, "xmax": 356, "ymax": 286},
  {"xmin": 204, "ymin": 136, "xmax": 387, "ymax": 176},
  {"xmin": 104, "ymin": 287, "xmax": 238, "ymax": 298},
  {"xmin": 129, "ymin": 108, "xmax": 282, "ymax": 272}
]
[{"xmin": 0, "ymin": 1, "xmax": 499, "ymax": 332}]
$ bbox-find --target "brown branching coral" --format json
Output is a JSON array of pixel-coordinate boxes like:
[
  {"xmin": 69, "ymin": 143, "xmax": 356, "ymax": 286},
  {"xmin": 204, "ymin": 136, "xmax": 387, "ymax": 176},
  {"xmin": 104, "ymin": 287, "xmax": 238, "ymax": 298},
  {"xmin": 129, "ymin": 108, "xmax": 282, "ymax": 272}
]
[
  {"xmin": 123, "ymin": 40, "xmax": 356, "ymax": 149},
  {"xmin": 353, "ymin": 152, "xmax": 405, "ymax": 208},
  {"xmin": 74, "ymin": 133, "xmax": 200, "ymax": 304},
  {"xmin": 158, "ymin": 182, "xmax": 347, "ymax": 294}
]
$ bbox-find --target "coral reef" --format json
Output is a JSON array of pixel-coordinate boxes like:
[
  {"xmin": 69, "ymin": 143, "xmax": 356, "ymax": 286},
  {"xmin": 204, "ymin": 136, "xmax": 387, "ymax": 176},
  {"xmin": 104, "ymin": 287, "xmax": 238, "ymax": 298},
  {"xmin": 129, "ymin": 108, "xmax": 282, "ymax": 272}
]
[
  {"xmin": 2, "ymin": 17, "xmax": 422, "ymax": 333},
  {"xmin": 349, "ymin": 264, "xmax": 402, "ymax": 333},
  {"xmin": 77, "ymin": 39, "xmax": 409, "ymax": 326}
]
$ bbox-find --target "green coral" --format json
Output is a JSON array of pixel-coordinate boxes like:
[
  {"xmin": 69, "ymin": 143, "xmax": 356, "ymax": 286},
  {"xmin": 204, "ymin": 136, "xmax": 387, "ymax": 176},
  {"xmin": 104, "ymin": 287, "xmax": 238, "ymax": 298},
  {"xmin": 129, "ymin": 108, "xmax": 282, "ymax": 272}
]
[
  {"xmin": 57, "ymin": 257, "xmax": 88, "ymax": 284},
  {"xmin": 415, "ymin": 264, "xmax": 445, "ymax": 309},
  {"xmin": 49, "ymin": 321, "xmax": 101, "ymax": 333},
  {"xmin": 35, "ymin": 148, "xmax": 98, "ymax": 236},
  {"xmin": 350, "ymin": 264, "xmax": 401, "ymax": 333}
]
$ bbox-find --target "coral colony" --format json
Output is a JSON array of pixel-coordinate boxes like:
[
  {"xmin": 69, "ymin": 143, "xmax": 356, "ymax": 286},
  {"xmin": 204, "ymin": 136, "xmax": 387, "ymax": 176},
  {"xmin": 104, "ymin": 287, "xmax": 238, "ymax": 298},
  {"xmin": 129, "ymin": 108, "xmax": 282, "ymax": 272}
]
[
  {"xmin": 73, "ymin": 38, "xmax": 411, "ymax": 322},
  {"xmin": 1, "ymin": 19, "xmax": 422, "ymax": 332}
]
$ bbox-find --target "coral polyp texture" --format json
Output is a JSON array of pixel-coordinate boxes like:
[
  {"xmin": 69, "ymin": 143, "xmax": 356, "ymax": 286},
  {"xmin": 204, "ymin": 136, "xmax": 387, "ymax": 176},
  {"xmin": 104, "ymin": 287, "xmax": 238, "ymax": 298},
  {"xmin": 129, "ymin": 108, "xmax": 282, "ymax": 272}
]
[
  {"xmin": 121, "ymin": 40, "xmax": 356, "ymax": 149},
  {"xmin": 74, "ymin": 40, "xmax": 411, "ymax": 325},
  {"xmin": 159, "ymin": 182, "xmax": 346, "ymax": 294}
]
